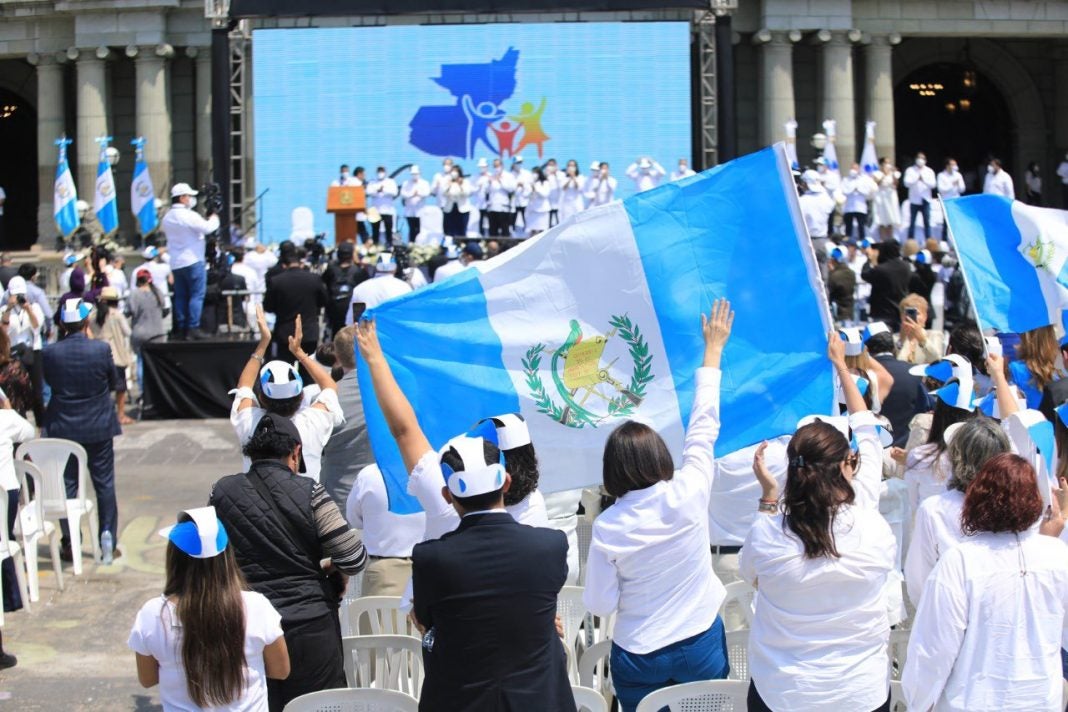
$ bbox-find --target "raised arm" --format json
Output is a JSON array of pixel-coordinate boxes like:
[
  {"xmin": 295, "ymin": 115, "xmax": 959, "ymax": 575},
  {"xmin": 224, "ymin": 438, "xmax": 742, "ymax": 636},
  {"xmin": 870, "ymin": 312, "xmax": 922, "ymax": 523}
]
[
  {"xmin": 235, "ymin": 305, "xmax": 273, "ymax": 412},
  {"xmin": 288, "ymin": 315, "xmax": 337, "ymax": 408},
  {"xmin": 987, "ymin": 353, "xmax": 1019, "ymax": 418},
  {"xmin": 679, "ymin": 299, "xmax": 733, "ymax": 476},
  {"xmin": 355, "ymin": 319, "xmax": 432, "ymax": 473},
  {"xmin": 830, "ymin": 332, "xmax": 866, "ymax": 415}
]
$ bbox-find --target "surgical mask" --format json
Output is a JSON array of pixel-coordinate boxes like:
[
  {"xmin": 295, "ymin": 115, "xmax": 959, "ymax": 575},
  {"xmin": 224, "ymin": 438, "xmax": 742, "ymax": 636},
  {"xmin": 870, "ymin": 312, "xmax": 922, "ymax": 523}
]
[
  {"xmin": 988, "ymin": 165, "xmax": 995, "ymax": 174},
  {"xmin": 340, "ymin": 172, "xmax": 350, "ymax": 180},
  {"xmin": 188, "ymin": 197, "xmax": 198, "ymax": 209},
  {"xmin": 915, "ymin": 158, "xmax": 926, "ymax": 167},
  {"xmin": 377, "ymin": 171, "xmax": 386, "ymax": 179},
  {"xmin": 849, "ymin": 169, "xmax": 858, "ymax": 177},
  {"xmin": 452, "ymin": 171, "xmax": 460, "ymax": 179},
  {"xmin": 949, "ymin": 165, "xmax": 957, "ymax": 173}
]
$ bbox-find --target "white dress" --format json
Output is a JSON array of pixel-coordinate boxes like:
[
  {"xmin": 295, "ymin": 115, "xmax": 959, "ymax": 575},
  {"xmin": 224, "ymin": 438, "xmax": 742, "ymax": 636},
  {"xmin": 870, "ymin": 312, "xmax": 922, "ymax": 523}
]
[{"xmin": 872, "ymin": 170, "xmax": 902, "ymax": 227}]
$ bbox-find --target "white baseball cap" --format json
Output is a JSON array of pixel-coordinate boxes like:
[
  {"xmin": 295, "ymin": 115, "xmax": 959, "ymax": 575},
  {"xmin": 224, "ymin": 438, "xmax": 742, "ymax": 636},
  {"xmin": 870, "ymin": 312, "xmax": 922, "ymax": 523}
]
[
  {"xmin": 259, "ymin": 361, "xmax": 303, "ymax": 400},
  {"xmin": 159, "ymin": 506, "xmax": 229, "ymax": 559},
  {"xmin": 638, "ymin": 157, "xmax": 652, "ymax": 169},
  {"xmin": 589, "ymin": 161, "xmax": 601, "ymax": 171},
  {"xmin": 375, "ymin": 253, "xmax": 396, "ymax": 274},
  {"xmin": 170, "ymin": 182, "xmax": 199, "ymax": 198},
  {"xmin": 142, "ymin": 246, "xmax": 159, "ymax": 260},
  {"xmin": 7, "ymin": 276, "xmax": 27, "ymax": 296},
  {"xmin": 439, "ymin": 431, "xmax": 507, "ymax": 498},
  {"xmin": 410, "ymin": 165, "xmax": 421, "ymax": 175}
]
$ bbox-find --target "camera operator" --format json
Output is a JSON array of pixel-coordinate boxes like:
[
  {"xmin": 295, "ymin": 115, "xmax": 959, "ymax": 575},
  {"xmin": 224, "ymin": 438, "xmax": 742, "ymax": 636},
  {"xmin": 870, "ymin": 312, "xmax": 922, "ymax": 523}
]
[{"xmin": 160, "ymin": 182, "xmax": 219, "ymax": 341}]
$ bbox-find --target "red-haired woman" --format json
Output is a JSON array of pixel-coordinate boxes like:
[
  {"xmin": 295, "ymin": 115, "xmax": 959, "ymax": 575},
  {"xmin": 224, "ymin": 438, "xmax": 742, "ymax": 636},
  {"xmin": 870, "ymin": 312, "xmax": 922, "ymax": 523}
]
[{"xmin": 902, "ymin": 453, "xmax": 1068, "ymax": 711}]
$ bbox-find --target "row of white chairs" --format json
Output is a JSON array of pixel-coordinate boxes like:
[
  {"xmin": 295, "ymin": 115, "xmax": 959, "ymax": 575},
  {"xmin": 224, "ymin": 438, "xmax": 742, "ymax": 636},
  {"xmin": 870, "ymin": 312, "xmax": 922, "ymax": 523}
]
[{"xmin": 281, "ymin": 684, "xmax": 612, "ymax": 712}]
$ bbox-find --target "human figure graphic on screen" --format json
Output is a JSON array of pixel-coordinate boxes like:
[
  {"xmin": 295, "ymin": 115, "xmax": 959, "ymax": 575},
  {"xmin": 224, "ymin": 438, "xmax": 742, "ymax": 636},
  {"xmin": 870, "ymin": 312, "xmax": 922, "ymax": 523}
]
[
  {"xmin": 511, "ymin": 98, "xmax": 550, "ymax": 159},
  {"xmin": 462, "ymin": 95, "xmax": 506, "ymax": 159},
  {"xmin": 490, "ymin": 121, "xmax": 521, "ymax": 159}
]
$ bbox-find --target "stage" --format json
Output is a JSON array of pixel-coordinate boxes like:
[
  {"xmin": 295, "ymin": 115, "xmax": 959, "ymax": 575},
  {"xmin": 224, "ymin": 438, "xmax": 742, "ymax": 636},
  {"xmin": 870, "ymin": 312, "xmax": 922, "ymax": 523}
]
[{"xmin": 141, "ymin": 336, "xmax": 256, "ymax": 419}]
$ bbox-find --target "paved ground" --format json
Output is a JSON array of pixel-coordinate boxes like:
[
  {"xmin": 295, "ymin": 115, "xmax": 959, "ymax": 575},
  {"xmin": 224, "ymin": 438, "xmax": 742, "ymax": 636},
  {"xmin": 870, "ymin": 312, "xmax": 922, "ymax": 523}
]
[{"xmin": 0, "ymin": 419, "xmax": 244, "ymax": 711}]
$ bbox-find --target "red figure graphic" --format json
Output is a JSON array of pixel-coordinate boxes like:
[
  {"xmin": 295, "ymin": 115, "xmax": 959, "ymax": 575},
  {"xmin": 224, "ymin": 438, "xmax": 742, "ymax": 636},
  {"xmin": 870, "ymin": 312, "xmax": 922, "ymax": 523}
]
[{"xmin": 491, "ymin": 120, "xmax": 522, "ymax": 159}]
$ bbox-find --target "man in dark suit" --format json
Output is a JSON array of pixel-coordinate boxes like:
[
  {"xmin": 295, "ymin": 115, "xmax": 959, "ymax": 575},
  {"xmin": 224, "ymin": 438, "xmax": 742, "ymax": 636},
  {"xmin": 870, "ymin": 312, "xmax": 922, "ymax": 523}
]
[
  {"xmin": 263, "ymin": 250, "xmax": 327, "ymax": 359},
  {"xmin": 43, "ymin": 298, "xmax": 122, "ymax": 562},
  {"xmin": 862, "ymin": 241, "xmax": 912, "ymax": 330},
  {"xmin": 411, "ymin": 430, "xmax": 575, "ymax": 712},
  {"xmin": 865, "ymin": 323, "xmax": 931, "ymax": 447}
]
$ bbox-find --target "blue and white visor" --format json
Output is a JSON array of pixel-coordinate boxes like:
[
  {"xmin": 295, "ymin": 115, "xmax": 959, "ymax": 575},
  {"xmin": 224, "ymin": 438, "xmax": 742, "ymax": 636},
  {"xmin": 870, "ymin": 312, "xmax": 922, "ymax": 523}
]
[
  {"xmin": 439, "ymin": 421, "xmax": 507, "ymax": 498},
  {"xmin": 376, "ymin": 252, "xmax": 396, "ymax": 273},
  {"xmin": 838, "ymin": 328, "xmax": 864, "ymax": 357},
  {"xmin": 159, "ymin": 506, "xmax": 229, "ymax": 559},
  {"xmin": 862, "ymin": 321, "xmax": 891, "ymax": 344},
  {"xmin": 259, "ymin": 360, "xmax": 303, "ymax": 400},
  {"xmin": 909, "ymin": 353, "xmax": 971, "ymax": 381},
  {"xmin": 797, "ymin": 412, "xmax": 894, "ymax": 448},
  {"xmin": 61, "ymin": 298, "xmax": 92, "ymax": 324},
  {"xmin": 479, "ymin": 413, "xmax": 531, "ymax": 452}
]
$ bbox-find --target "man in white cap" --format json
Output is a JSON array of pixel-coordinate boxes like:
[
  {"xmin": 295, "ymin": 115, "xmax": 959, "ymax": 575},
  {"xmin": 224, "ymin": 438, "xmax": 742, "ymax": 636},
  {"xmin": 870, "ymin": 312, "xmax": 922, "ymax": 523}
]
[
  {"xmin": 347, "ymin": 253, "xmax": 412, "ymax": 320},
  {"xmin": 160, "ymin": 182, "xmax": 220, "ymax": 340},
  {"xmin": 626, "ymin": 156, "xmax": 666, "ymax": 193},
  {"xmin": 43, "ymin": 297, "xmax": 123, "ymax": 564},
  {"xmin": 367, "ymin": 166, "xmax": 399, "ymax": 245},
  {"xmin": 585, "ymin": 162, "xmax": 617, "ymax": 208},
  {"xmin": 799, "ymin": 169, "xmax": 836, "ymax": 280},
  {"xmin": 401, "ymin": 165, "xmax": 431, "ymax": 241}
]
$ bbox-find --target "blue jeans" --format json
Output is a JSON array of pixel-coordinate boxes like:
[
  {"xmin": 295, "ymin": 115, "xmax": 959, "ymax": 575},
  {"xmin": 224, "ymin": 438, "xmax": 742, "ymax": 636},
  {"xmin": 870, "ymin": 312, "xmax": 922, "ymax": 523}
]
[
  {"xmin": 172, "ymin": 262, "xmax": 206, "ymax": 330},
  {"xmin": 611, "ymin": 617, "xmax": 729, "ymax": 712}
]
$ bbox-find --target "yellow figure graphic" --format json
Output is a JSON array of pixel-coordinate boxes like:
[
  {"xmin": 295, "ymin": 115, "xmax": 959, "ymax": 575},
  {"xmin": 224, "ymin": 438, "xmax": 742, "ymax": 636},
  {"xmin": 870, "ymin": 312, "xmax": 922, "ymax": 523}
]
[{"xmin": 510, "ymin": 97, "xmax": 550, "ymax": 159}]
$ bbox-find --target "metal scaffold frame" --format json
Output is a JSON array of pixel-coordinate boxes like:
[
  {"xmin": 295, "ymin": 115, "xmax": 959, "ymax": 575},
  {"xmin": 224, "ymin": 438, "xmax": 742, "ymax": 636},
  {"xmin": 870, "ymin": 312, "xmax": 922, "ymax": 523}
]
[
  {"xmin": 696, "ymin": 9, "xmax": 717, "ymax": 169},
  {"xmin": 228, "ymin": 23, "xmax": 252, "ymax": 232}
]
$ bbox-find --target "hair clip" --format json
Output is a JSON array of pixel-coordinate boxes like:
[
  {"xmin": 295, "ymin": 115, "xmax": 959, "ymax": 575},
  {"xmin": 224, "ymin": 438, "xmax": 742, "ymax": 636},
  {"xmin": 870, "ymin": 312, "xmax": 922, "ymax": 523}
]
[{"xmin": 790, "ymin": 455, "xmax": 805, "ymax": 468}]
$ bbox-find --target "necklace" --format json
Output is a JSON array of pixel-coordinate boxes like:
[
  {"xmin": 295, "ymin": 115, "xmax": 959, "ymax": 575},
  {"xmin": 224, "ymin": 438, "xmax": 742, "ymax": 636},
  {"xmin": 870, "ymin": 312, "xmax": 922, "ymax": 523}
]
[{"xmin": 1016, "ymin": 533, "xmax": 1027, "ymax": 577}]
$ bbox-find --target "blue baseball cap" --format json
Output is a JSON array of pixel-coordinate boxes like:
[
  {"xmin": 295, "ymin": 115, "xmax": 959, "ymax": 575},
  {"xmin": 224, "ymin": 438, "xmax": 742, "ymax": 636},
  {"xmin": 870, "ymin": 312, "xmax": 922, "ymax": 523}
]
[{"xmin": 159, "ymin": 506, "xmax": 229, "ymax": 559}]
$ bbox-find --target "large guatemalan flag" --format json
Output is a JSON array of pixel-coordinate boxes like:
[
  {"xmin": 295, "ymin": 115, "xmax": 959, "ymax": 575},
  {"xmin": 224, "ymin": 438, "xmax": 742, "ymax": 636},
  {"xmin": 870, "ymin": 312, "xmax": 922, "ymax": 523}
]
[
  {"xmin": 360, "ymin": 144, "xmax": 834, "ymax": 513},
  {"xmin": 943, "ymin": 195, "xmax": 1068, "ymax": 333}
]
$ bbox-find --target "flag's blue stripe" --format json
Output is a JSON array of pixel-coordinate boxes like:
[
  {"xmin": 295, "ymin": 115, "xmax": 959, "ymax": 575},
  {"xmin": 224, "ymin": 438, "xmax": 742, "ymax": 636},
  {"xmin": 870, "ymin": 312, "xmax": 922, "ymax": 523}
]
[
  {"xmin": 944, "ymin": 195, "xmax": 1049, "ymax": 333},
  {"xmin": 623, "ymin": 146, "xmax": 833, "ymax": 454},
  {"xmin": 356, "ymin": 269, "xmax": 521, "ymax": 514},
  {"xmin": 138, "ymin": 202, "xmax": 158, "ymax": 234}
]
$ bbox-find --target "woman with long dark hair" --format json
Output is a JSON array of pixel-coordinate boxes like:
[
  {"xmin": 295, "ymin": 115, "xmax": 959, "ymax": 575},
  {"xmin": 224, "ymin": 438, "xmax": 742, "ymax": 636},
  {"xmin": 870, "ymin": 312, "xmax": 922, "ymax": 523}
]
[
  {"xmin": 128, "ymin": 506, "xmax": 289, "ymax": 709},
  {"xmin": 0, "ymin": 326, "xmax": 34, "ymax": 418},
  {"xmin": 740, "ymin": 332, "xmax": 895, "ymax": 712},
  {"xmin": 903, "ymin": 453, "xmax": 1068, "ymax": 711},
  {"xmin": 582, "ymin": 299, "xmax": 734, "ymax": 712}
]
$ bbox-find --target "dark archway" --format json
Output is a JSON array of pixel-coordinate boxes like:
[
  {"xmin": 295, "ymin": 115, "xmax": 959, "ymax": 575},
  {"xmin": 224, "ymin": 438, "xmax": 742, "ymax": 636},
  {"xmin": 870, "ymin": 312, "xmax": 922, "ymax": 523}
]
[
  {"xmin": 0, "ymin": 88, "xmax": 37, "ymax": 250},
  {"xmin": 894, "ymin": 63, "xmax": 1012, "ymax": 194}
]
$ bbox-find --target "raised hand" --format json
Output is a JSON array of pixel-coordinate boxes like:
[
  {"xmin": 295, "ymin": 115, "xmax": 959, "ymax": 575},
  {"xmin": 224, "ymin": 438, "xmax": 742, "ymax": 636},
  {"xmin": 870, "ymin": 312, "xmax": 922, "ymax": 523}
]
[
  {"xmin": 752, "ymin": 441, "xmax": 778, "ymax": 501},
  {"xmin": 255, "ymin": 305, "xmax": 271, "ymax": 348},
  {"xmin": 288, "ymin": 314, "xmax": 305, "ymax": 358},
  {"xmin": 701, "ymin": 298, "xmax": 734, "ymax": 370},
  {"xmin": 355, "ymin": 319, "xmax": 384, "ymax": 362},
  {"xmin": 828, "ymin": 330, "xmax": 847, "ymax": 368}
]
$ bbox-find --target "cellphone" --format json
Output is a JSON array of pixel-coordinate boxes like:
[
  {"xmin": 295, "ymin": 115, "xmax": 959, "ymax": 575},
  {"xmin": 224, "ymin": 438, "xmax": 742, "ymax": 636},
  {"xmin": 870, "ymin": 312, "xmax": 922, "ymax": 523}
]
[
  {"xmin": 904, "ymin": 307, "xmax": 919, "ymax": 321},
  {"xmin": 351, "ymin": 301, "xmax": 367, "ymax": 323}
]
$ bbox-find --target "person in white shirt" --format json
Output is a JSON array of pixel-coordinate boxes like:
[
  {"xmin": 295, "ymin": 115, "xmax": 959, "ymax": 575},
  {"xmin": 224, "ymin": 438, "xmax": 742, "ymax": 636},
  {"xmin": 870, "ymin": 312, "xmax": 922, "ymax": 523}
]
[
  {"xmin": 983, "ymin": 158, "xmax": 1015, "ymax": 199},
  {"xmin": 473, "ymin": 158, "xmax": 492, "ymax": 236},
  {"xmin": 230, "ymin": 308, "xmax": 344, "ymax": 484},
  {"xmin": 557, "ymin": 160, "xmax": 586, "ymax": 223},
  {"xmin": 903, "ymin": 152, "xmax": 937, "ymax": 241},
  {"xmin": 2, "ymin": 276, "xmax": 45, "ymax": 422},
  {"xmin": 740, "ymin": 334, "xmax": 895, "ymax": 712},
  {"xmin": 346, "ymin": 464, "xmax": 426, "ymax": 596},
  {"xmin": 0, "ymin": 401, "xmax": 35, "ymax": 649},
  {"xmin": 433, "ymin": 242, "xmax": 481, "ymax": 283},
  {"xmin": 626, "ymin": 157, "xmax": 666, "ymax": 193},
  {"xmin": 353, "ymin": 322, "xmax": 549, "ymax": 543},
  {"xmin": 439, "ymin": 166, "xmax": 473, "ymax": 239},
  {"xmin": 400, "ymin": 165, "xmax": 431, "ymax": 241},
  {"xmin": 367, "ymin": 166, "xmax": 399, "ymax": 245},
  {"xmin": 798, "ymin": 170, "xmax": 836, "ymax": 281},
  {"xmin": 1057, "ymin": 151, "xmax": 1068, "ymax": 209},
  {"xmin": 509, "ymin": 156, "xmax": 533, "ymax": 236},
  {"xmin": 902, "ymin": 453, "xmax": 1068, "ymax": 712},
  {"xmin": 129, "ymin": 507, "xmax": 290, "ymax": 711},
  {"xmin": 431, "ymin": 158, "xmax": 455, "ymax": 206},
  {"xmin": 583, "ymin": 300, "xmax": 734, "ymax": 712},
  {"xmin": 347, "ymin": 253, "xmax": 412, "ymax": 318},
  {"xmin": 543, "ymin": 158, "xmax": 562, "ymax": 228},
  {"xmin": 483, "ymin": 158, "xmax": 517, "ymax": 237},
  {"xmin": 584, "ymin": 162, "xmax": 617, "ymax": 208},
  {"xmin": 872, "ymin": 159, "xmax": 902, "ymax": 242},
  {"xmin": 229, "ymin": 246, "xmax": 262, "ymax": 330},
  {"xmin": 243, "ymin": 239, "xmax": 277, "ymax": 291},
  {"xmin": 671, "ymin": 158, "xmax": 696, "ymax": 182},
  {"xmin": 840, "ymin": 163, "xmax": 877, "ymax": 240},
  {"xmin": 330, "ymin": 163, "xmax": 358, "ymax": 187},
  {"xmin": 525, "ymin": 167, "xmax": 553, "ymax": 236},
  {"xmin": 160, "ymin": 182, "xmax": 220, "ymax": 340},
  {"xmin": 937, "ymin": 158, "xmax": 966, "ymax": 238},
  {"xmin": 141, "ymin": 247, "xmax": 173, "ymax": 313},
  {"xmin": 815, "ymin": 156, "xmax": 841, "ymax": 196},
  {"xmin": 903, "ymin": 415, "xmax": 1011, "ymax": 607},
  {"xmin": 543, "ymin": 489, "xmax": 583, "ymax": 585}
]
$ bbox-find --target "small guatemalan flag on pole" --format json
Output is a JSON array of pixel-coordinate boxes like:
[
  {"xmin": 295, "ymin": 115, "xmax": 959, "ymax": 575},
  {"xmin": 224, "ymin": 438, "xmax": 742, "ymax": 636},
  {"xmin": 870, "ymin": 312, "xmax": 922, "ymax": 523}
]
[
  {"xmin": 53, "ymin": 136, "xmax": 80, "ymax": 239},
  {"xmin": 93, "ymin": 135, "xmax": 119, "ymax": 236},
  {"xmin": 130, "ymin": 137, "xmax": 158, "ymax": 236},
  {"xmin": 860, "ymin": 121, "xmax": 879, "ymax": 175},
  {"xmin": 359, "ymin": 144, "xmax": 836, "ymax": 513}
]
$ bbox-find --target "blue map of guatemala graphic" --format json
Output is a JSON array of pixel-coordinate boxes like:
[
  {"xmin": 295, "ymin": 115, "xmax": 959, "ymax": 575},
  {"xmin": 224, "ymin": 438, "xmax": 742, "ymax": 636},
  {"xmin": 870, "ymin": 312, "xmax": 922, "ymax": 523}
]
[{"xmin": 409, "ymin": 48, "xmax": 520, "ymax": 159}]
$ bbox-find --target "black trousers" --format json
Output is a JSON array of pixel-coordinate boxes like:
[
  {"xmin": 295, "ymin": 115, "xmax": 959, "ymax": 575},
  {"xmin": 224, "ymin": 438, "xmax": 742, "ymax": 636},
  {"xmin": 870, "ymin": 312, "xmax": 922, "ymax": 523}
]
[
  {"xmin": 488, "ymin": 211, "xmax": 512, "ymax": 237},
  {"xmin": 443, "ymin": 205, "xmax": 467, "ymax": 237},
  {"xmin": 843, "ymin": 212, "xmax": 867, "ymax": 240},
  {"xmin": 268, "ymin": 611, "xmax": 346, "ymax": 712},
  {"xmin": 356, "ymin": 220, "xmax": 369, "ymax": 241},
  {"xmin": 406, "ymin": 216, "xmax": 421, "ymax": 240},
  {"xmin": 747, "ymin": 681, "xmax": 890, "ymax": 712},
  {"xmin": 18, "ymin": 349, "xmax": 44, "ymax": 425},
  {"xmin": 371, "ymin": 214, "xmax": 394, "ymax": 245}
]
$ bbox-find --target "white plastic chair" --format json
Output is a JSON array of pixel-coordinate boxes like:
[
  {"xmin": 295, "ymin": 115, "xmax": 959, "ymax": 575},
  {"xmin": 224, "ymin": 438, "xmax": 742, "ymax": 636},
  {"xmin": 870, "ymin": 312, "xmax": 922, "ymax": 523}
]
[
  {"xmin": 282, "ymin": 688, "xmax": 418, "ymax": 712},
  {"xmin": 290, "ymin": 207, "xmax": 316, "ymax": 242},
  {"xmin": 725, "ymin": 629, "xmax": 749, "ymax": 682},
  {"xmin": 14, "ymin": 460, "xmax": 64, "ymax": 601},
  {"xmin": 341, "ymin": 634, "xmax": 423, "ymax": 698},
  {"xmin": 16, "ymin": 439, "xmax": 99, "ymax": 574},
  {"xmin": 557, "ymin": 585, "xmax": 588, "ymax": 677},
  {"xmin": 635, "ymin": 679, "xmax": 748, "ymax": 712},
  {"xmin": 888, "ymin": 628, "xmax": 910, "ymax": 681},
  {"xmin": 718, "ymin": 581, "xmax": 756, "ymax": 630},
  {"xmin": 578, "ymin": 639, "xmax": 613, "ymax": 705},
  {"xmin": 415, "ymin": 206, "xmax": 443, "ymax": 245},
  {"xmin": 889, "ymin": 680, "xmax": 906, "ymax": 712},
  {"xmin": 572, "ymin": 684, "xmax": 608, "ymax": 712},
  {"xmin": 0, "ymin": 492, "xmax": 30, "ymax": 624},
  {"xmin": 341, "ymin": 595, "xmax": 415, "ymax": 638}
]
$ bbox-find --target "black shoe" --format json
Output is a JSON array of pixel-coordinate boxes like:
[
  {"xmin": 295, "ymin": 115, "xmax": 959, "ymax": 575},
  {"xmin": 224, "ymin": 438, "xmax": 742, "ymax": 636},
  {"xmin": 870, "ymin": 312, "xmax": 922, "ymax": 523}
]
[
  {"xmin": 59, "ymin": 544, "xmax": 73, "ymax": 563},
  {"xmin": 0, "ymin": 653, "xmax": 17, "ymax": 669},
  {"xmin": 188, "ymin": 329, "xmax": 210, "ymax": 341}
]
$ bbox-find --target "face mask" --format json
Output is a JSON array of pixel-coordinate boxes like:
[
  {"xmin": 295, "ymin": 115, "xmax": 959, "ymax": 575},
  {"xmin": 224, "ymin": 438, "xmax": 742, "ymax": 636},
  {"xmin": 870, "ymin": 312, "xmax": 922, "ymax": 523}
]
[
  {"xmin": 949, "ymin": 165, "xmax": 957, "ymax": 173},
  {"xmin": 341, "ymin": 172, "xmax": 350, "ymax": 180},
  {"xmin": 679, "ymin": 164, "xmax": 687, "ymax": 171},
  {"xmin": 849, "ymin": 169, "xmax": 858, "ymax": 177},
  {"xmin": 915, "ymin": 158, "xmax": 926, "ymax": 167},
  {"xmin": 988, "ymin": 165, "xmax": 995, "ymax": 174},
  {"xmin": 188, "ymin": 197, "xmax": 198, "ymax": 209},
  {"xmin": 452, "ymin": 171, "xmax": 460, "ymax": 179},
  {"xmin": 377, "ymin": 171, "xmax": 386, "ymax": 179}
]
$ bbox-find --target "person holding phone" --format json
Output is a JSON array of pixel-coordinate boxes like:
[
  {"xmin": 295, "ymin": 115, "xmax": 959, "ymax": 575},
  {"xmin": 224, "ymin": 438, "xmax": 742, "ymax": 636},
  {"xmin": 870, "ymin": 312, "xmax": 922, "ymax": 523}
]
[{"xmin": 897, "ymin": 293, "xmax": 944, "ymax": 365}]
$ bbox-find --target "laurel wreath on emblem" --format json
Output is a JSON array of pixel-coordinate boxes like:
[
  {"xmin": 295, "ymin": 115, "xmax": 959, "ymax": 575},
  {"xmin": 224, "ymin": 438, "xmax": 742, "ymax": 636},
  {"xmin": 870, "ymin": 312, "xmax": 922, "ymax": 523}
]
[{"xmin": 521, "ymin": 314, "xmax": 653, "ymax": 429}]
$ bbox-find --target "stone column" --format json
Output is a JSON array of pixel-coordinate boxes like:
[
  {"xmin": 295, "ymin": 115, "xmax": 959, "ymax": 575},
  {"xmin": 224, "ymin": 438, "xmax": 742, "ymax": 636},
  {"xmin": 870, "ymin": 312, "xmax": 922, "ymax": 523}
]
[
  {"xmin": 816, "ymin": 29, "xmax": 861, "ymax": 168},
  {"xmin": 130, "ymin": 44, "xmax": 174, "ymax": 194},
  {"xmin": 753, "ymin": 29, "xmax": 800, "ymax": 148},
  {"xmin": 191, "ymin": 47, "xmax": 213, "ymax": 186},
  {"xmin": 74, "ymin": 46, "xmax": 111, "ymax": 200},
  {"xmin": 1054, "ymin": 49, "xmax": 1068, "ymax": 154},
  {"xmin": 29, "ymin": 52, "xmax": 66, "ymax": 243},
  {"xmin": 865, "ymin": 34, "xmax": 900, "ymax": 163}
]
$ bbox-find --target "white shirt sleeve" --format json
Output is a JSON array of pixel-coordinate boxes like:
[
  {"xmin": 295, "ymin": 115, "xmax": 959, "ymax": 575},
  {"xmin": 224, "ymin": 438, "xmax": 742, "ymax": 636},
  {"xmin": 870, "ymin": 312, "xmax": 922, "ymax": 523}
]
[
  {"xmin": 582, "ymin": 530, "xmax": 620, "ymax": 616},
  {"xmin": 127, "ymin": 598, "xmax": 164, "ymax": 657},
  {"xmin": 848, "ymin": 411, "xmax": 884, "ymax": 511},
  {"xmin": 230, "ymin": 390, "xmax": 262, "ymax": 444},
  {"xmin": 408, "ymin": 450, "xmax": 459, "ymax": 538},
  {"xmin": 677, "ymin": 367, "xmax": 722, "ymax": 497},
  {"xmin": 244, "ymin": 591, "xmax": 284, "ymax": 647},
  {"xmin": 310, "ymin": 387, "xmax": 344, "ymax": 429},
  {"xmin": 902, "ymin": 551, "xmax": 968, "ymax": 711},
  {"xmin": 346, "ymin": 467, "xmax": 368, "ymax": 529},
  {"xmin": 903, "ymin": 501, "xmax": 940, "ymax": 607},
  {"xmin": 738, "ymin": 518, "xmax": 763, "ymax": 587}
]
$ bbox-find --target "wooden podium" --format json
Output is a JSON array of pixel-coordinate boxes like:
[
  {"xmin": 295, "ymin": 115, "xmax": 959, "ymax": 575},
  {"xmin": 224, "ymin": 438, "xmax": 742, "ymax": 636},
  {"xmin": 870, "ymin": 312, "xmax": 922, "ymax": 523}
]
[{"xmin": 326, "ymin": 185, "xmax": 366, "ymax": 243}]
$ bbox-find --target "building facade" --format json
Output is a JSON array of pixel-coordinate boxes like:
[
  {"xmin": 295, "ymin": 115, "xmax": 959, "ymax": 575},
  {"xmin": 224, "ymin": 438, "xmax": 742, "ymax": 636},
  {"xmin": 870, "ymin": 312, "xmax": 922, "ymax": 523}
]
[{"xmin": 0, "ymin": 0, "xmax": 1065, "ymax": 247}]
